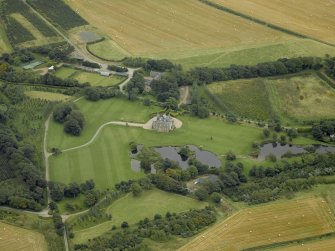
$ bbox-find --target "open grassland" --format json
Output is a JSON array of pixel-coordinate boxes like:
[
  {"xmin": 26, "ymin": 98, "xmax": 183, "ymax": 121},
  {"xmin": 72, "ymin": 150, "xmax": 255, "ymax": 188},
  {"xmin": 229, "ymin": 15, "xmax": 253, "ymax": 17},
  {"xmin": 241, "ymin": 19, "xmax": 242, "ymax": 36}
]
[
  {"xmin": 266, "ymin": 73, "xmax": 335, "ymax": 121},
  {"xmin": 0, "ymin": 222, "xmax": 47, "ymax": 251},
  {"xmin": 87, "ymin": 39, "xmax": 130, "ymax": 61},
  {"xmin": 214, "ymin": 0, "xmax": 335, "ymax": 44},
  {"xmin": 179, "ymin": 197, "xmax": 335, "ymax": 251},
  {"xmin": 208, "ymin": 79, "xmax": 273, "ymax": 120},
  {"xmin": 25, "ymin": 91, "xmax": 71, "ymax": 101},
  {"xmin": 54, "ymin": 67, "xmax": 126, "ymax": 87},
  {"xmin": 174, "ymin": 39, "xmax": 335, "ymax": 70},
  {"xmin": 66, "ymin": 0, "xmax": 290, "ymax": 59},
  {"xmin": 207, "ymin": 72, "xmax": 335, "ymax": 122},
  {"xmin": 71, "ymin": 189, "xmax": 207, "ymax": 244}
]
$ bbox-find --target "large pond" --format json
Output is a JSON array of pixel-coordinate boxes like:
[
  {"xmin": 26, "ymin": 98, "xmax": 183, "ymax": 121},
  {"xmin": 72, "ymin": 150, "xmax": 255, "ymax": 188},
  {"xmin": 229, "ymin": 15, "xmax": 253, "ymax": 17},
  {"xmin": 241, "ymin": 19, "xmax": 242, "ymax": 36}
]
[
  {"xmin": 154, "ymin": 145, "xmax": 221, "ymax": 170},
  {"xmin": 258, "ymin": 143, "xmax": 335, "ymax": 160}
]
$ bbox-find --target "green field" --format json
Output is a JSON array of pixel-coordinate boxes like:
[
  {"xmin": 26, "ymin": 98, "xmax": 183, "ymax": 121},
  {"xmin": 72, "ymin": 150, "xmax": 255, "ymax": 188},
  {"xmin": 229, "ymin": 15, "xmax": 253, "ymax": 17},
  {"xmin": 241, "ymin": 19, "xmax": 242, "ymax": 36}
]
[
  {"xmin": 54, "ymin": 67, "xmax": 126, "ymax": 87},
  {"xmin": 208, "ymin": 79, "xmax": 273, "ymax": 120},
  {"xmin": 25, "ymin": 91, "xmax": 71, "ymax": 101},
  {"xmin": 48, "ymin": 98, "xmax": 264, "ymax": 189},
  {"xmin": 174, "ymin": 39, "xmax": 335, "ymax": 70},
  {"xmin": 87, "ymin": 39, "xmax": 130, "ymax": 61},
  {"xmin": 71, "ymin": 189, "xmax": 207, "ymax": 244},
  {"xmin": 208, "ymin": 72, "xmax": 335, "ymax": 122}
]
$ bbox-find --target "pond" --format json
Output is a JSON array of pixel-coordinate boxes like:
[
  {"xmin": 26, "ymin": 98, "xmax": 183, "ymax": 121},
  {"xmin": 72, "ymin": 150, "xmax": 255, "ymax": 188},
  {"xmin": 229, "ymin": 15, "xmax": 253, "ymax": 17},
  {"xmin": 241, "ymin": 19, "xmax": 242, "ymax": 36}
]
[
  {"xmin": 154, "ymin": 145, "xmax": 221, "ymax": 170},
  {"xmin": 258, "ymin": 143, "xmax": 335, "ymax": 161}
]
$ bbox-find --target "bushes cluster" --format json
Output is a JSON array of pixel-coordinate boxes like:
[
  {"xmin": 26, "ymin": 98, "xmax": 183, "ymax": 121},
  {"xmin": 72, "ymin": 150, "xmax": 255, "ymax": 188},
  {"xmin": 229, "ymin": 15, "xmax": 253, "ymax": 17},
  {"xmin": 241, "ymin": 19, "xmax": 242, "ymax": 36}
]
[
  {"xmin": 107, "ymin": 65, "xmax": 128, "ymax": 73},
  {"xmin": 82, "ymin": 61, "xmax": 100, "ymax": 69},
  {"xmin": 53, "ymin": 104, "xmax": 85, "ymax": 136},
  {"xmin": 85, "ymin": 86, "xmax": 119, "ymax": 101},
  {"xmin": 74, "ymin": 207, "xmax": 216, "ymax": 250},
  {"xmin": 123, "ymin": 57, "xmax": 178, "ymax": 72},
  {"xmin": 0, "ymin": 125, "xmax": 46, "ymax": 211},
  {"xmin": 312, "ymin": 120, "xmax": 335, "ymax": 141}
]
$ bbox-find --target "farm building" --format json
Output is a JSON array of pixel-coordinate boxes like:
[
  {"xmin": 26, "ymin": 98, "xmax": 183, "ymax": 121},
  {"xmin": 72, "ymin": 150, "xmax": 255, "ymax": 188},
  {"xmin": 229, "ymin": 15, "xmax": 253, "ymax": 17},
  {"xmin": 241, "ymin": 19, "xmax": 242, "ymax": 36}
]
[
  {"xmin": 99, "ymin": 71, "xmax": 110, "ymax": 77},
  {"xmin": 144, "ymin": 71, "xmax": 163, "ymax": 92},
  {"xmin": 152, "ymin": 113, "xmax": 175, "ymax": 132}
]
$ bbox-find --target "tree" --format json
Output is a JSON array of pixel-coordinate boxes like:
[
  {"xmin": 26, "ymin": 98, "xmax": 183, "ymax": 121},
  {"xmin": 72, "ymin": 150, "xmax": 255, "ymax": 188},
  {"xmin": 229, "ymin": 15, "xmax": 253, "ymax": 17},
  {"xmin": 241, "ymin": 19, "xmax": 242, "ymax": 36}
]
[
  {"xmin": 49, "ymin": 182, "xmax": 65, "ymax": 202},
  {"xmin": 195, "ymin": 188, "xmax": 209, "ymax": 201},
  {"xmin": 48, "ymin": 201, "xmax": 58, "ymax": 211},
  {"xmin": 64, "ymin": 183, "xmax": 81, "ymax": 198},
  {"xmin": 263, "ymin": 129, "xmax": 270, "ymax": 138},
  {"xmin": 64, "ymin": 119, "xmax": 82, "ymax": 136},
  {"xmin": 287, "ymin": 128, "xmax": 298, "ymax": 139},
  {"xmin": 140, "ymin": 159, "xmax": 151, "ymax": 173},
  {"xmin": 121, "ymin": 221, "xmax": 129, "ymax": 228},
  {"xmin": 85, "ymin": 191, "xmax": 98, "ymax": 207},
  {"xmin": 53, "ymin": 104, "xmax": 72, "ymax": 123},
  {"xmin": 66, "ymin": 110, "xmax": 84, "ymax": 129},
  {"xmin": 226, "ymin": 151, "xmax": 236, "ymax": 161},
  {"xmin": 312, "ymin": 126, "xmax": 323, "ymax": 140},
  {"xmin": 131, "ymin": 182, "xmax": 142, "ymax": 197},
  {"xmin": 165, "ymin": 97, "xmax": 178, "ymax": 110},
  {"xmin": 210, "ymin": 192, "xmax": 221, "ymax": 204}
]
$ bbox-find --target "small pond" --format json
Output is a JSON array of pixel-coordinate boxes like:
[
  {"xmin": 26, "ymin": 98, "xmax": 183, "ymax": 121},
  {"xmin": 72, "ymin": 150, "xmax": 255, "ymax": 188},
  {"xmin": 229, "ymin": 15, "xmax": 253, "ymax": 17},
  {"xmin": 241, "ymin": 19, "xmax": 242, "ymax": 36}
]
[
  {"xmin": 258, "ymin": 143, "xmax": 335, "ymax": 161},
  {"xmin": 154, "ymin": 145, "xmax": 221, "ymax": 170}
]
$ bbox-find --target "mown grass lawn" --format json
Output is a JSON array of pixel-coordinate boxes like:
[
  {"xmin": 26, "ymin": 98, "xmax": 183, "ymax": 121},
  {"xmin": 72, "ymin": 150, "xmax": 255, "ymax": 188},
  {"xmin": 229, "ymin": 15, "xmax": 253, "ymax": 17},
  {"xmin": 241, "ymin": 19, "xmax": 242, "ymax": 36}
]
[
  {"xmin": 70, "ymin": 189, "xmax": 207, "ymax": 244},
  {"xmin": 49, "ymin": 113, "xmax": 263, "ymax": 190}
]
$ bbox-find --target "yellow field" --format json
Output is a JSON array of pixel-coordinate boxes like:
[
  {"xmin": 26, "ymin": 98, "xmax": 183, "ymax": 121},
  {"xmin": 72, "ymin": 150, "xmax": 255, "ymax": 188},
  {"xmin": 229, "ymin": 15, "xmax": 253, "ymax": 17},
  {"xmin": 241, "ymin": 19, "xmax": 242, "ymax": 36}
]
[
  {"xmin": 274, "ymin": 237, "xmax": 335, "ymax": 251},
  {"xmin": 66, "ymin": 0, "xmax": 291, "ymax": 58},
  {"xmin": 214, "ymin": 0, "xmax": 335, "ymax": 44},
  {"xmin": 179, "ymin": 198, "xmax": 335, "ymax": 251},
  {"xmin": 25, "ymin": 91, "xmax": 72, "ymax": 101},
  {"xmin": 0, "ymin": 222, "xmax": 47, "ymax": 251}
]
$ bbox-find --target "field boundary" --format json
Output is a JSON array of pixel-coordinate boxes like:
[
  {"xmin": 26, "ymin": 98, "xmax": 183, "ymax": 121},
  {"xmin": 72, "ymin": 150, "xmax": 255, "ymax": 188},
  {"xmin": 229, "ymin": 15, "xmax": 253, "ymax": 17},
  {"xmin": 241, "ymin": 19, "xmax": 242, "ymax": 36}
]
[
  {"xmin": 243, "ymin": 231, "xmax": 335, "ymax": 251},
  {"xmin": 199, "ymin": 0, "xmax": 335, "ymax": 48}
]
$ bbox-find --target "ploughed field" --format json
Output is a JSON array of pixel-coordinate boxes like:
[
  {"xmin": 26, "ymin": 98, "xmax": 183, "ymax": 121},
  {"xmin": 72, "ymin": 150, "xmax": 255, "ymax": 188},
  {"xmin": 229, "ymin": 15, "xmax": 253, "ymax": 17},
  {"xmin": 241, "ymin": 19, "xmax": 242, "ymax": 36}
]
[
  {"xmin": 179, "ymin": 197, "xmax": 335, "ymax": 251},
  {"xmin": 0, "ymin": 222, "xmax": 47, "ymax": 251},
  {"xmin": 214, "ymin": 0, "xmax": 335, "ymax": 44},
  {"xmin": 65, "ymin": 0, "xmax": 290, "ymax": 59}
]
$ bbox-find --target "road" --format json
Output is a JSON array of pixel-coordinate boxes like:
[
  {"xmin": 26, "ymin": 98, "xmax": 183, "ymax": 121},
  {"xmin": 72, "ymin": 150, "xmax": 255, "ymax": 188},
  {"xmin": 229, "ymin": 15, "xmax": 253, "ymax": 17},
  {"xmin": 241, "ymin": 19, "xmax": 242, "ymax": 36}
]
[{"xmin": 179, "ymin": 86, "xmax": 190, "ymax": 107}]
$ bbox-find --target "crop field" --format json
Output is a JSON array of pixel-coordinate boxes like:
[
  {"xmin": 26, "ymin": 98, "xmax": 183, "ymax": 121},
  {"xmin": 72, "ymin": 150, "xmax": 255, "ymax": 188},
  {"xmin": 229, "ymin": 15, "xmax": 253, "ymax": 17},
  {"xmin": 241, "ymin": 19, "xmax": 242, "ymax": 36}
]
[
  {"xmin": 28, "ymin": 0, "xmax": 87, "ymax": 30},
  {"xmin": 0, "ymin": 222, "xmax": 47, "ymax": 251},
  {"xmin": 25, "ymin": 91, "xmax": 71, "ymax": 101},
  {"xmin": 207, "ymin": 72, "xmax": 335, "ymax": 122},
  {"xmin": 174, "ymin": 39, "xmax": 335, "ymax": 70},
  {"xmin": 65, "ymin": 0, "xmax": 292, "ymax": 59},
  {"xmin": 213, "ymin": 0, "xmax": 335, "ymax": 44},
  {"xmin": 208, "ymin": 79, "xmax": 273, "ymax": 120},
  {"xmin": 87, "ymin": 39, "xmax": 130, "ymax": 61},
  {"xmin": 54, "ymin": 67, "xmax": 126, "ymax": 87},
  {"xmin": 72, "ymin": 189, "xmax": 207, "ymax": 244},
  {"xmin": 179, "ymin": 197, "xmax": 335, "ymax": 251}
]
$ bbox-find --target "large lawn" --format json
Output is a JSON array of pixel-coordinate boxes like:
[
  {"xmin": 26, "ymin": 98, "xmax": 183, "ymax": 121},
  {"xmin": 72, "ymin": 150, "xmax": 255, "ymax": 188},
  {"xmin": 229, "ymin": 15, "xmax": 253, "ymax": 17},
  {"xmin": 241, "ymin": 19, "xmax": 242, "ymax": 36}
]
[
  {"xmin": 48, "ymin": 98, "xmax": 264, "ymax": 190},
  {"xmin": 66, "ymin": 0, "xmax": 290, "ymax": 59},
  {"xmin": 54, "ymin": 67, "xmax": 126, "ymax": 87},
  {"xmin": 71, "ymin": 189, "xmax": 207, "ymax": 244}
]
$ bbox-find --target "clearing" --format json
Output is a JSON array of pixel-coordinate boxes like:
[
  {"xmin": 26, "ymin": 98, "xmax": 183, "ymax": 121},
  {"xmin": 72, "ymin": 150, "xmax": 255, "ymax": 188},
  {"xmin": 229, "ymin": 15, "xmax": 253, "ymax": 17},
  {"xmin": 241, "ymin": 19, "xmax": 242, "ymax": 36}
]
[
  {"xmin": 213, "ymin": 0, "xmax": 335, "ymax": 44},
  {"xmin": 0, "ymin": 221, "xmax": 47, "ymax": 251},
  {"xmin": 25, "ymin": 91, "xmax": 71, "ymax": 101},
  {"xmin": 54, "ymin": 67, "xmax": 126, "ymax": 87},
  {"xmin": 65, "ymin": 0, "xmax": 291, "ymax": 59},
  {"xmin": 179, "ymin": 197, "xmax": 335, "ymax": 251},
  {"xmin": 71, "ymin": 189, "xmax": 207, "ymax": 244}
]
